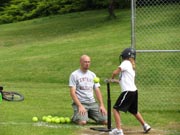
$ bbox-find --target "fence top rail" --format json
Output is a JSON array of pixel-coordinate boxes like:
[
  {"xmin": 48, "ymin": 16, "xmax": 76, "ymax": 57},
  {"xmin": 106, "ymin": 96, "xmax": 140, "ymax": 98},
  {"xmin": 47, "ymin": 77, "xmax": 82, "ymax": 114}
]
[{"xmin": 136, "ymin": 50, "xmax": 180, "ymax": 53}]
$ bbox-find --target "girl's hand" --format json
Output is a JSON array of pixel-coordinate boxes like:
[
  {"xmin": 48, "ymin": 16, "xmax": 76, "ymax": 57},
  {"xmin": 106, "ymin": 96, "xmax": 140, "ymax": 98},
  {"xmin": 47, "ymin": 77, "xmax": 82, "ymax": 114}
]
[{"xmin": 109, "ymin": 79, "xmax": 119, "ymax": 83}]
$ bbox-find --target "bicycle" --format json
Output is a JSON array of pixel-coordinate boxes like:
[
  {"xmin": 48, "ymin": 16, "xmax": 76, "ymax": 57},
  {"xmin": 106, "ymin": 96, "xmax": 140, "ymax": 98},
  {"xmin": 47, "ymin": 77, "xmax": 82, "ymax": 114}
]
[{"xmin": 0, "ymin": 86, "xmax": 24, "ymax": 102}]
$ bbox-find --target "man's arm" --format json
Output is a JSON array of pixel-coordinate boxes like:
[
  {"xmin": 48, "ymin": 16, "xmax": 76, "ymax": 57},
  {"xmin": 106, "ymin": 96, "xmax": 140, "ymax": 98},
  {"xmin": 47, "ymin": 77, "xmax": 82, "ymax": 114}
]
[
  {"xmin": 94, "ymin": 87, "xmax": 107, "ymax": 115},
  {"xmin": 69, "ymin": 86, "xmax": 86, "ymax": 115}
]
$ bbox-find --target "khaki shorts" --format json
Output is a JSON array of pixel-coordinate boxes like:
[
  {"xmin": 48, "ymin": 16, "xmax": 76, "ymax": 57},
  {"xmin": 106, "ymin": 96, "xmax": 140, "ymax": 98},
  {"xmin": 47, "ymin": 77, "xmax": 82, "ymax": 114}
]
[{"xmin": 72, "ymin": 102, "xmax": 107, "ymax": 123}]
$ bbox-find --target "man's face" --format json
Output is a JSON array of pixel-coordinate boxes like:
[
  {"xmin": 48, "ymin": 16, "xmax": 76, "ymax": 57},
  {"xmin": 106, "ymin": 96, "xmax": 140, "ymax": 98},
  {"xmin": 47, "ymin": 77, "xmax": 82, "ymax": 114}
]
[{"xmin": 80, "ymin": 56, "xmax": 91, "ymax": 71}]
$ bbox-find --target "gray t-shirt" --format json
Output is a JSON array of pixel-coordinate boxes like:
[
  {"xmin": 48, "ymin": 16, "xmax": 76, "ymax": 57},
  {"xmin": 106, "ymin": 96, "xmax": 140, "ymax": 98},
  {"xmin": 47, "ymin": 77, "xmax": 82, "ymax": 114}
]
[{"xmin": 69, "ymin": 69, "xmax": 100, "ymax": 104}]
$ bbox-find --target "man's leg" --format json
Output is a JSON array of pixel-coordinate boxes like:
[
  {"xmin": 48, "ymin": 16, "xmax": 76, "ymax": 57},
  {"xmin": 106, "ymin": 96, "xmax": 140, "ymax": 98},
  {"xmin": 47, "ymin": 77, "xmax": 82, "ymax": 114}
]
[
  {"xmin": 88, "ymin": 103, "xmax": 107, "ymax": 124},
  {"xmin": 72, "ymin": 103, "xmax": 88, "ymax": 125}
]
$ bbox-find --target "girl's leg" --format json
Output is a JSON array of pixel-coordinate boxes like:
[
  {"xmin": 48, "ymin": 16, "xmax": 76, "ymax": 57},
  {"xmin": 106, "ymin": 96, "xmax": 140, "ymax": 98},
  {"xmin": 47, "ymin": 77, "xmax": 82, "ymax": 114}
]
[
  {"xmin": 113, "ymin": 108, "xmax": 122, "ymax": 129},
  {"xmin": 133, "ymin": 112, "xmax": 151, "ymax": 133},
  {"xmin": 133, "ymin": 112, "xmax": 145, "ymax": 126}
]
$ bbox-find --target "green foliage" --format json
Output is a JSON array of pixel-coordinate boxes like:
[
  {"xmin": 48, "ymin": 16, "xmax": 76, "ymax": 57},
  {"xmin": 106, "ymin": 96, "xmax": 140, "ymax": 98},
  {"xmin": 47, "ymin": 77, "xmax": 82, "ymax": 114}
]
[
  {"xmin": 119, "ymin": 0, "xmax": 131, "ymax": 9},
  {"xmin": 0, "ymin": 0, "xmax": 131, "ymax": 24},
  {"xmin": 0, "ymin": 14, "xmax": 14, "ymax": 23},
  {"xmin": 0, "ymin": 0, "xmax": 11, "ymax": 9}
]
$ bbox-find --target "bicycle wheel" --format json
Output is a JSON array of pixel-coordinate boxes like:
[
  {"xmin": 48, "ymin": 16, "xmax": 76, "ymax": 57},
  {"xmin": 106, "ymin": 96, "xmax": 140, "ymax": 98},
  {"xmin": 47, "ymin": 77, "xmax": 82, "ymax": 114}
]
[{"xmin": 2, "ymin": 91, "xmax": 24, "ymax": 101}]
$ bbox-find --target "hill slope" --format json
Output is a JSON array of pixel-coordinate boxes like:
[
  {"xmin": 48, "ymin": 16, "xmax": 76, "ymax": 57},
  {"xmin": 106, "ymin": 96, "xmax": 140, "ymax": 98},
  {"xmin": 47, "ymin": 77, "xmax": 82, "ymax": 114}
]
[{"xmin": 0, "ymin": 9, "xmax": 131, "ymax": 84}]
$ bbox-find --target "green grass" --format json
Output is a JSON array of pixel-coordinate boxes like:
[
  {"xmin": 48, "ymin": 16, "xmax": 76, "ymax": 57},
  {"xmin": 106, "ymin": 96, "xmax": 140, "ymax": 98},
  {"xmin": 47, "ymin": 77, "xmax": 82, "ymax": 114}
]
[
  {"xmin": 0, "ymin": 7, "xmax": 179, "ymax": 135},
  {"xmin": 136, "ymin": 4, "xmax": 180, "ymax": 50}
]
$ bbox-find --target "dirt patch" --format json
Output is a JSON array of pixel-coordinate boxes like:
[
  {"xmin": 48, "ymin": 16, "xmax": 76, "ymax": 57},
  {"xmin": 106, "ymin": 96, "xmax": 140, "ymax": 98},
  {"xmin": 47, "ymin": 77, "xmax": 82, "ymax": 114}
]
[{"xmin": 78, "ymin": 125, "xmax": 171, "ymax": 135}]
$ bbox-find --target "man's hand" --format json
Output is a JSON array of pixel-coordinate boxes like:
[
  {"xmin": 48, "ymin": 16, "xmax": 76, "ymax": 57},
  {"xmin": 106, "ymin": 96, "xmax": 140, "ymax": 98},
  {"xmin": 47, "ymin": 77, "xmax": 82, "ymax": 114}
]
[
  {"xmin": 78, "ymin": 105, "xmax": 87, "ymax": 115},
  {"xmin": 70, "ymin": 87, "xmax": 87, "ymax": 116},
  {"xmin": 99, "ymin": 105, "xmax": 107, "ymax": 115}
]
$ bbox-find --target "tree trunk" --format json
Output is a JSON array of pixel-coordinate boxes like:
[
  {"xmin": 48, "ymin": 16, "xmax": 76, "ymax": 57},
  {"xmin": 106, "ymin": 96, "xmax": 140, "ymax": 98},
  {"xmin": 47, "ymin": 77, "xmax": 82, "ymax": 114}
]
[{"xmin": 108, "ymin": 0, "xmax": 116, "ymax": 19}]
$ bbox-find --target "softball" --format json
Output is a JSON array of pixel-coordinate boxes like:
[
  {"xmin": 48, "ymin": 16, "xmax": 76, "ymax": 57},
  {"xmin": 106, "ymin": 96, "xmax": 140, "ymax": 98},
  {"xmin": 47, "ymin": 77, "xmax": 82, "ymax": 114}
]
[
  {"xmin": 32, "ymin": 117, "xmax": 38, "ymax": 122},
  {"xmin": 93, "ymin": 77, "xmax": 100, "ymax": 83},
  {"xmin": 65, "ymin": 117, "xmax": 71, "ymax": 123}
]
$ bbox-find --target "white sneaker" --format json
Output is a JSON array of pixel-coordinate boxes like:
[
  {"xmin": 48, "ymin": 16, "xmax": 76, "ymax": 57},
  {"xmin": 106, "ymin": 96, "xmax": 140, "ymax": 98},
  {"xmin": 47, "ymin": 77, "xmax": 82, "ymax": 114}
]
[
  {"xmin": 109, "ymin": 128, "xmax": 124, "ymax": 135},
  {"xmin": 143, "ymin": 123, "xmax": 151, "ymax": 133}
]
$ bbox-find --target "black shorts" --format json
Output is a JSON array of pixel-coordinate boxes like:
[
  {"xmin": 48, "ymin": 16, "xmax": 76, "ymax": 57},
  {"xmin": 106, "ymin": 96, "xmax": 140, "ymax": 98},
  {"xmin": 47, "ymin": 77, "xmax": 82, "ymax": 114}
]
[{"xmin": 113, "ymin": 90, "xmax": 138, "ymax": 114}]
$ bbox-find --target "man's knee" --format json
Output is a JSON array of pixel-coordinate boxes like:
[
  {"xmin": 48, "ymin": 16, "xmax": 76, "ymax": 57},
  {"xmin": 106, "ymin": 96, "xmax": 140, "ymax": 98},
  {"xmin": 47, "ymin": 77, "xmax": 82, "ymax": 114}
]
[
  {"xmin": 100, "ymin": 120, "xmax": 107, "ymax": 125},
  {"xmin": 77, "ymin": 120, "xmax": 87, "ymax": 125}
]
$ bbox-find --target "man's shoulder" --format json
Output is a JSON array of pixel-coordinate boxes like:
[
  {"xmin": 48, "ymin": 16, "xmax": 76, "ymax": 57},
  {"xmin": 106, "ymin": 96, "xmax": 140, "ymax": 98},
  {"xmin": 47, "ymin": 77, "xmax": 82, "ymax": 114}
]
[
  {"xmin": 71, "ymin": 69, "xmax": 80, "ymax": 75},
  {"xmin": 71, "ymin": 69, "xmax": 96, "ymax": 77},
  {"xmin": 87, "ymin": 70, "xmax": 96, "ymax": 76}
]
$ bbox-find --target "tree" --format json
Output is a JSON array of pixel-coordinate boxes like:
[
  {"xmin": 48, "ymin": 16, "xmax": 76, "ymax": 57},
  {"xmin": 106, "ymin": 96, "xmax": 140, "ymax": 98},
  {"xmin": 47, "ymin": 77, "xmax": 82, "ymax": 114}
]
[
  {"xmin": 108, "ymin": 0, "xmax": 116, "ymax": 19},
  {"xmin": 0, "ymin": 0, "xmax": 11, "ymax": 11}
]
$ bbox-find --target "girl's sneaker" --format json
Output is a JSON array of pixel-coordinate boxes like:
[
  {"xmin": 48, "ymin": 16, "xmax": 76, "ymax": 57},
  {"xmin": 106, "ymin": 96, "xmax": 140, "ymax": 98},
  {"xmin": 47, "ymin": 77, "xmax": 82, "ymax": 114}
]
[
  {"xmin": 109, "ymin": 128, "xmax": 124, "ymax": 135},
  {"xmin": 143, "ymin": 123, "xmax": 151, "ymax": 133}
]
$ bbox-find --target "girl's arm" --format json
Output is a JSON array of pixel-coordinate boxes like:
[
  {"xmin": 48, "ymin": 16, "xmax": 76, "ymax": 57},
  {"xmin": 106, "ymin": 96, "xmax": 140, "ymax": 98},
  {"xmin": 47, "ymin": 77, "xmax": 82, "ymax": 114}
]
[{"xmin": 111, "ymin": 67, "xmax": 121, "ymax": 79}]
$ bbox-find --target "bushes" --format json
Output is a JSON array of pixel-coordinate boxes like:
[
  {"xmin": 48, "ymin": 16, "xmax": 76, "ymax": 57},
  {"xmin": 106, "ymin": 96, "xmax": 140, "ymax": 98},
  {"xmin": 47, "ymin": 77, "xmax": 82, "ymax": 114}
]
[
  {"xmin": 0, "ymin": 0, "xmax": 130, "ymax": 24},
  {"xmin": 0, "ymin": 0, "xmax": 37, "ymax": 23}
]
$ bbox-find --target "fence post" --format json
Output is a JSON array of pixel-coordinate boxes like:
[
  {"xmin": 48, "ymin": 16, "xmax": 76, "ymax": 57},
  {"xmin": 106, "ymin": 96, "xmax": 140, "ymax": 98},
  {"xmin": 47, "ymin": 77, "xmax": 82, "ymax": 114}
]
[{"xmin": 131, "ymin": 0, "xmax": 136, "ymax": 49}]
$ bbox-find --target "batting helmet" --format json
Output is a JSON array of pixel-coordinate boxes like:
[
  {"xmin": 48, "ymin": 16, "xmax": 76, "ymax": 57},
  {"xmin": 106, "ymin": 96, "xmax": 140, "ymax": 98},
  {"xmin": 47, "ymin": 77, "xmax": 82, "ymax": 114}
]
[{"xmin": 120, "ymin": 48, "xmax": 136, "ymax": 61}]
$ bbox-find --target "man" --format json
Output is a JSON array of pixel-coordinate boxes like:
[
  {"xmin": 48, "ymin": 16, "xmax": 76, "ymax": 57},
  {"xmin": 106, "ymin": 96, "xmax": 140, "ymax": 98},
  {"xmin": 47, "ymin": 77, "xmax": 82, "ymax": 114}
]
[{"xmin": 69, "ymin": 55, "xmax": 107, "ymax": 125}]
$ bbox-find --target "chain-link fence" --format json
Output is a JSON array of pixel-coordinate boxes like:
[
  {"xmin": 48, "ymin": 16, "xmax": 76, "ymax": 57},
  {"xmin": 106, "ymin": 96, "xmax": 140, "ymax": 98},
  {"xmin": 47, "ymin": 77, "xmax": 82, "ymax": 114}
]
[{"xmin": 133, "ymin": 0, "xmax": 180, "ymax": 111}]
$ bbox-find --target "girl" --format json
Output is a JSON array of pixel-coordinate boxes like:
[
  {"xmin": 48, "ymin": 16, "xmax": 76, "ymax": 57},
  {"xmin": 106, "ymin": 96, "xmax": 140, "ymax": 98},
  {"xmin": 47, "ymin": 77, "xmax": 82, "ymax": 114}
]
[{"xmin": 109, "ymin": 48, "xmax": 151, "ymax": 135}]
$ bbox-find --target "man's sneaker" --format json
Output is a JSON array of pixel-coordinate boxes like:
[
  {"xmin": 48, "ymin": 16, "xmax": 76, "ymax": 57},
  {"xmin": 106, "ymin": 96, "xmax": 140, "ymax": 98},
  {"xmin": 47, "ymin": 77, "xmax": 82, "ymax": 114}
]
[
  {"xmin": 109, "ymin": 128, "xmax": 124, "ymax": 135},
  {"xmin": 143, "ymin": 123, "xmax": 151, "ymax": 133}
]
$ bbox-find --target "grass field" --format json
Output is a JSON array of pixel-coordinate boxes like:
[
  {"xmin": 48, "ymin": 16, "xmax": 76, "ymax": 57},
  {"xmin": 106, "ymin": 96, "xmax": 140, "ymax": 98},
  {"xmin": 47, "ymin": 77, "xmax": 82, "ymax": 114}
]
[{"xmin": 0, "ymin": 7, "xmax": 179, "ymax": 135}]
